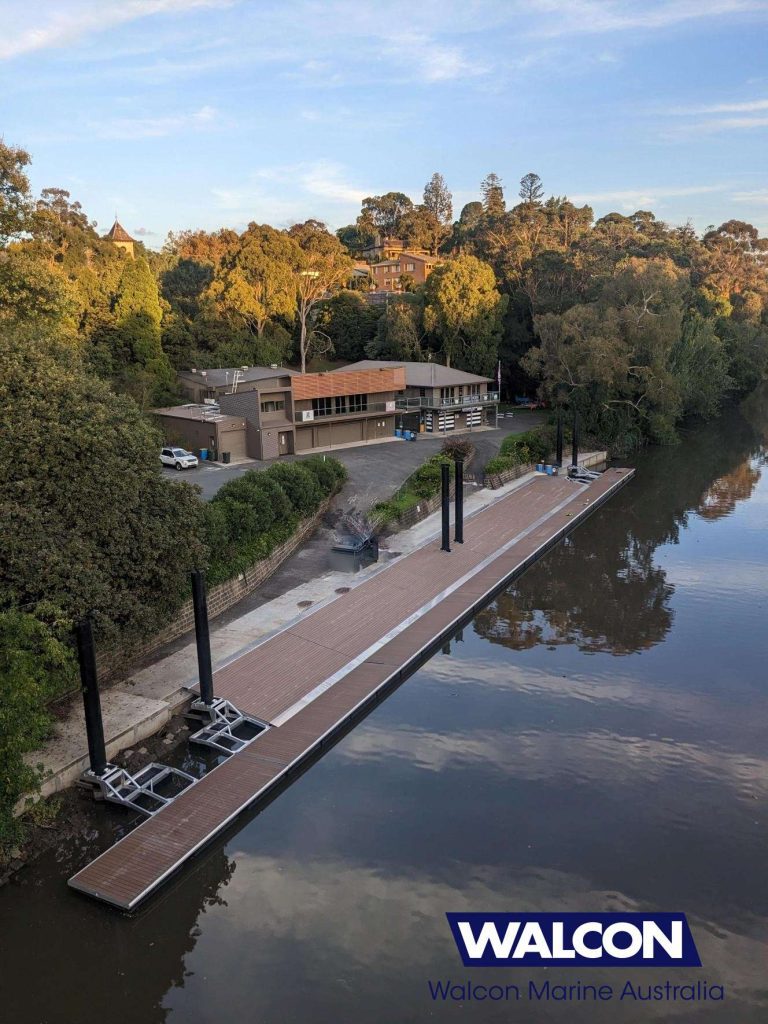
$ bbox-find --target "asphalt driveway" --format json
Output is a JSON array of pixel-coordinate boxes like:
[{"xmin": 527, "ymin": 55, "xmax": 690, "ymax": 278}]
[{"xmin": 161, "ymin": 410, "xmax": 547, "ymax": 503}]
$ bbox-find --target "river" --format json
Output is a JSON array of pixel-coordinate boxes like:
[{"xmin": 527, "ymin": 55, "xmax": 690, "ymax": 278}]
[{"xmin": 1, "ymin": 393, "xmax": 766, "ymax": 1023}]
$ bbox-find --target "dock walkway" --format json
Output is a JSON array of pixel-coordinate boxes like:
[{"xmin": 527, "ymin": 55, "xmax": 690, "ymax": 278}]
[{"xmin": 70, "ymin": 467, "xmax": 633, "ymax": 909}]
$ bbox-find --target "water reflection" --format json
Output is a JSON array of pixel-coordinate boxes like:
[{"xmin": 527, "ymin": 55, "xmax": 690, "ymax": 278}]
[
  {"xmin": 475, "ymin": 403, "xmax": 766, "ymax": 656},
  {"xmin": 0, "ymin": 837, "xmax": 235, "ymax": 1024}
]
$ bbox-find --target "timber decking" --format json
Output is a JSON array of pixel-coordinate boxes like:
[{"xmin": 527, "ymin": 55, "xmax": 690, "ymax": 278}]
[{"xmin": 69, "ymin": 467, "xmax": 634, "ymax": 909}]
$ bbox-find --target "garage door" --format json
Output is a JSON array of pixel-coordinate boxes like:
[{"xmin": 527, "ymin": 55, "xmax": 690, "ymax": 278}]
[{"xmin": 220, "ymin": 427, "xmax": 247, "ymax": 461}]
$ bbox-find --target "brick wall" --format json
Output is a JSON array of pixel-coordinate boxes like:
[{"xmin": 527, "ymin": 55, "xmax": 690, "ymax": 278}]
[{"xmin": 96, "ymin": 497, "xmax": 333, "ymax": 682}]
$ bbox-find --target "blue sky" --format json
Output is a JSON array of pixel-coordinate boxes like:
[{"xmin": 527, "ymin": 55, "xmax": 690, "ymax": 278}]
[{"xmin": 2, "ymin": 0, "xmax": 768, "ymax": 246}]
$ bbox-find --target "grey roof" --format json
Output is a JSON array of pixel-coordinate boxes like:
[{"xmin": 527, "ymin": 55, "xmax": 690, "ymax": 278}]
[
  {"xmin": 178, "ymin": 366, "xmax": 296, "ymax": 387},
  {"xmin": 335, "ymin": 360, "xmax": 492, "ymax": 386}
]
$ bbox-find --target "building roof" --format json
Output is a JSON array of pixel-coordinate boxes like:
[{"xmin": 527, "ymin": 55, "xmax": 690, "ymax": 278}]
[
  {"xmin": 177, "ymin": 366, "xmax": 297, "ymax": 388},
  {"xmin": 150, "ymin": 404, "xmax": 246, "ymax": 426},
  {"xmin": 373, "ymin": 251, "xmax": 434, "ymax": 267},
  {"xmin": 335, "ymin": 360, "xmax": 492, "ymax": 386},
  {"xmin": 103, "ymin": 219, "xmax": 135, "ymax": 243}
]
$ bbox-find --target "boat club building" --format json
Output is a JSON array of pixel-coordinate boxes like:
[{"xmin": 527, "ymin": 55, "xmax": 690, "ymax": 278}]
[
  {"xmin": 334, "ymin": 360, "xmax": 499, "ymax": 434},
  {"xmin": 152, "ymin": 359, "xmax": 496, "ymax": 462},
  {"xmin": 152, "ymin": 365, "xmax": 404, "ymax": 462}
]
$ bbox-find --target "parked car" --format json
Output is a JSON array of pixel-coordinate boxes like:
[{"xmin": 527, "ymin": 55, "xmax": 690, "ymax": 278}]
[{"xmin": 160, "ymin": 447, "xmax": 199, "ymax": 470}]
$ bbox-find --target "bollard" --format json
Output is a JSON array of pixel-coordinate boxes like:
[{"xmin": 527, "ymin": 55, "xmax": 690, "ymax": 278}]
[
  {"xmin": 454, "ymin": 456, "xmax": 464, "ymax": 544},
  {"xmin": 571, "ymin": 410, "xmax": 579, "ymax": 468},
  {"xmin": 441, "ymin": 462, "xmax": 451, "ymax": 552},
  {"xmin": 75, "ymin": 619, "xmax": 107, "ymax": 777},
  {"xmin": 191, "ymin": 569, "xmax": 215, "ymax": 705},
  {"xmin": 556, "ymin": 410, "xmax": 564, "ymax": 467}
]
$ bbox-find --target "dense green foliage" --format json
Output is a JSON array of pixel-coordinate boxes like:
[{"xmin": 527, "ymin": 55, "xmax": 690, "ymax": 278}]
[
  {"xmin": 204, "ymin": 457, "xmax": 347, "ymax": 584},
  {"xmin": 485, "ymin": 426, "xmax": 557, "ymax": 475},
  {"xmin": 0, "ymin": 330, "xmax": 205, "ymax": 641},
  {"xmin": 0, "ymin": 611, "xmax": 77, "ymax": 848}
]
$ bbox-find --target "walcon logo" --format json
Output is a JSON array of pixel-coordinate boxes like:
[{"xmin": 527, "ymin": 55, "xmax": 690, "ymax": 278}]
[{"xmin": 447, "ymin": 913, "xmax": 701, "ymax": 968}]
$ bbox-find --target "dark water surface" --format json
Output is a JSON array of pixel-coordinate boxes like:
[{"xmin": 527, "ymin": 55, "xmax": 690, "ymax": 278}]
[{"xmin": 2, "ymin": 394, "xmax": 767, "ymax": 1024}]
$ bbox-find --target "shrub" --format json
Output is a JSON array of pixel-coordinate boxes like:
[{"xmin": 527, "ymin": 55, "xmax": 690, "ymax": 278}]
[
  {"xmin": 441, "ymin": 436, "xmax": 474, "ymax": 461},
  {"xmin": 301, "ymin": 454, "xmax": 348, "ymax": 492},
  {"xmin": 266, "ymin": 462, "xmax": 324, "ymax": 518},
  {"xmin": 202, "ymin": 456, "xmax": 346, "ymax": 585},
  {"xmin": 0, "ymin": 611, "xmax": 76, "ymax": 852}
]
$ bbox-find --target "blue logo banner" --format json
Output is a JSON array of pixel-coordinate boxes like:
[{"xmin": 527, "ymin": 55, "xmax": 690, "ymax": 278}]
[{"xmin": 446, "ymin": 912, "xmax": 701, "ymax": 967}]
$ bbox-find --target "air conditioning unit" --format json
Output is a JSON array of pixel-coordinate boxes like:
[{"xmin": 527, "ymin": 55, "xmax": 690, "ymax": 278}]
[{"xmin": 301, "ymin": 410, "xmax": 315, "ymax": 422}]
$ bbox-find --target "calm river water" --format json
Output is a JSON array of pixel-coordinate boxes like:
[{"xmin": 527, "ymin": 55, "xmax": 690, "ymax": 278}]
[{"xmin": 1, "ymin": 393, "xmax": 767, "ymax": 1024}]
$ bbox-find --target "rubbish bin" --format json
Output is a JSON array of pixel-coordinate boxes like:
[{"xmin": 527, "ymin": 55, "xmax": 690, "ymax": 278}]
[
  {"xmin": 222, "ymin": 452, "xmax": 231, "ymax": 464},
  {"xmin": 200, "ymin": 448, "xmax": 208, "ymax": 461}
]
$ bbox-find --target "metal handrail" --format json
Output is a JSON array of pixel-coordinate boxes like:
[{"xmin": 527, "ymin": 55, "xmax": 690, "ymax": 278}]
[{"xmin": 395, "ymin": 391, "xmax": 499, "ymax": 410}]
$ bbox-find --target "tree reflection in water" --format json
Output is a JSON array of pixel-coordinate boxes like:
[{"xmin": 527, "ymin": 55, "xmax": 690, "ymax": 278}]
[{"xmin": 475, "ymin": 393, "xmax": 767, "ymax": 657}]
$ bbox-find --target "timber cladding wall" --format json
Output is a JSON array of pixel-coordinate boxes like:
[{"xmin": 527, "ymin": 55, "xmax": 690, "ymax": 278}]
[{"xmin": 292, "ymin": 366, "xmax": 405, "ymax": 400}]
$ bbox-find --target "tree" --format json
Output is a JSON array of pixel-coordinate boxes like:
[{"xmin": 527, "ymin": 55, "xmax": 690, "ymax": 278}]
[
  {"xmin": 315, "ymin": 289, "xmax": 383, "ymax": 361},
  {"xmin": 423, "ymin": 254, "xmax": 508, "ymax": 373},
  {"xmin": 367, "ymin": 297, "xmax": 424, "ymax": 360},
  {"xmin": 0, "ymin": 247, "xmax": 80, "ymax": 335},
  {"xmin": 357, "ymin": 192, "xmax": 414, "ymax": 238},
  {"xmin": 111, "ymin": 255, "xmax": 173, "ymax": 405},
  {"xmin": 210, "ymin": 223, "xmax": 298, "ymax": 337},
  {"xmin": 481, "ymin": 173, "xmax": 505, "ymax": 217},
  {"xmin": 0, "ymin": 140, "xmax": 32, "ymax": 245},
  {"xmin": 420, "ymin": 172, "xmax": 453, "ymax": 253},
  {"xmin": 289, "ymin": 220, "xmax": 353, "ymax": 372},
  {"xmin": 0, "ymin": 329, "xmax": 204, "ymax": 642},
  {"xmin": 519, "ymin": 172, "xmax": 544, "ymax": 206}
]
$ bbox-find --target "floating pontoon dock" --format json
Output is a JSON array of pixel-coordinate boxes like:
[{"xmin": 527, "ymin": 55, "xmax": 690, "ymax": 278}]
[{"xmin": 69, "ymin": 466, "xmax": 634, "ymax": 909}]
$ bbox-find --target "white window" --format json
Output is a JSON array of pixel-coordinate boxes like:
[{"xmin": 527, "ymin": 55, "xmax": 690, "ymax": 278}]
[{"xmin": 406, "ymin": 263, "xmax": 415, "ymax": 271}]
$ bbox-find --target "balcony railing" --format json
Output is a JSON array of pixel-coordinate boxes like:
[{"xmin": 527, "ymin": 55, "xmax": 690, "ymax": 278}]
[{"xmin": 395, "ymin": 391, "xmax": 499, "ymax": 411}]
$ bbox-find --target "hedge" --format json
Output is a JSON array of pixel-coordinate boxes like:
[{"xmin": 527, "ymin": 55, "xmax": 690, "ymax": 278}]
[
  {"xmin": 204, "ymin": 457, "xmax": 347, "ymax": 584},
  {"xmin": 487, "ymin": 425, "xmax": 560, "ymax": 476}
]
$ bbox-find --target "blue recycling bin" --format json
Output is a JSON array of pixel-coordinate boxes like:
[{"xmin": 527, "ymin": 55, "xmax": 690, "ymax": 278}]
[
  {"xmin": 200, "ymin": 448, "xmax": 208, "ymax": 461},
  {"xmin": 395, "ymin": 428, "xmax": 403, "ymax": 438}
]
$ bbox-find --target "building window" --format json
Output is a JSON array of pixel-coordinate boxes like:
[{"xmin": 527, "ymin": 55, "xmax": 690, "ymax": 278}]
[
  {"xmin": 406, "ymin": 263, "xmax": 415, "ymax": 271},
  {"xmin": 440, "ymin": 386, "xmax": 454, "ymax": 403},
  {"xmin": 468, "ymin": 384, "xmax": 480, "ymax": 395},
  {"xmin": 312, "ymin": 397, "xmax": 332, "ymax": 417},
  {"xmin": 419, "ymin": 387, "xmax": 426, "ymax": 397},
  {"xmin": 349, "ymin": 393, "xmax": 368, "ymax": 413},
  {"xmin": 260, "ymin": 399, "xmax": 285, "ymax": 413},
  {"xmin": 335, "ymin": 396, "xmax": 348, "ymax": 415}
]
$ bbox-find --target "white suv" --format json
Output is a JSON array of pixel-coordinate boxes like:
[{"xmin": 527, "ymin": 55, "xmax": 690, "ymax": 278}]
[{"xmin": 160, "ymin": 447, "xmax": 199, "ymax": 471}]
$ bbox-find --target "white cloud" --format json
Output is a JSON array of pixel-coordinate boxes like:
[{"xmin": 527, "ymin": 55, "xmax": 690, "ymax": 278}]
[
  {"xmin": 528, "ymin": 0, "xmax": 767, "ymax": 37},
  {"xmin": 0, "ymin": 0, "xmax": 234, "ymax": 61},
  {"xmin": 570, "ymin": 184, "xmax": 724, "ymax": 210},
  {"xmin": 670, "ymin": 97, "xmax": 768, "ymax": 114},
  {"xmin": 732, "ymin": 189, "xmax": 768, "ymax": 204},
  {"xmin": 91, "ymin": 103, "xmax": 219, "ymax": 140},
  {"xmin": 212, "ymin": 160, "xmax": 370, "ymax": 225},
  {"xmin": 381, "ymin": 32, "xmax": 489, "ymax": 83}
]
